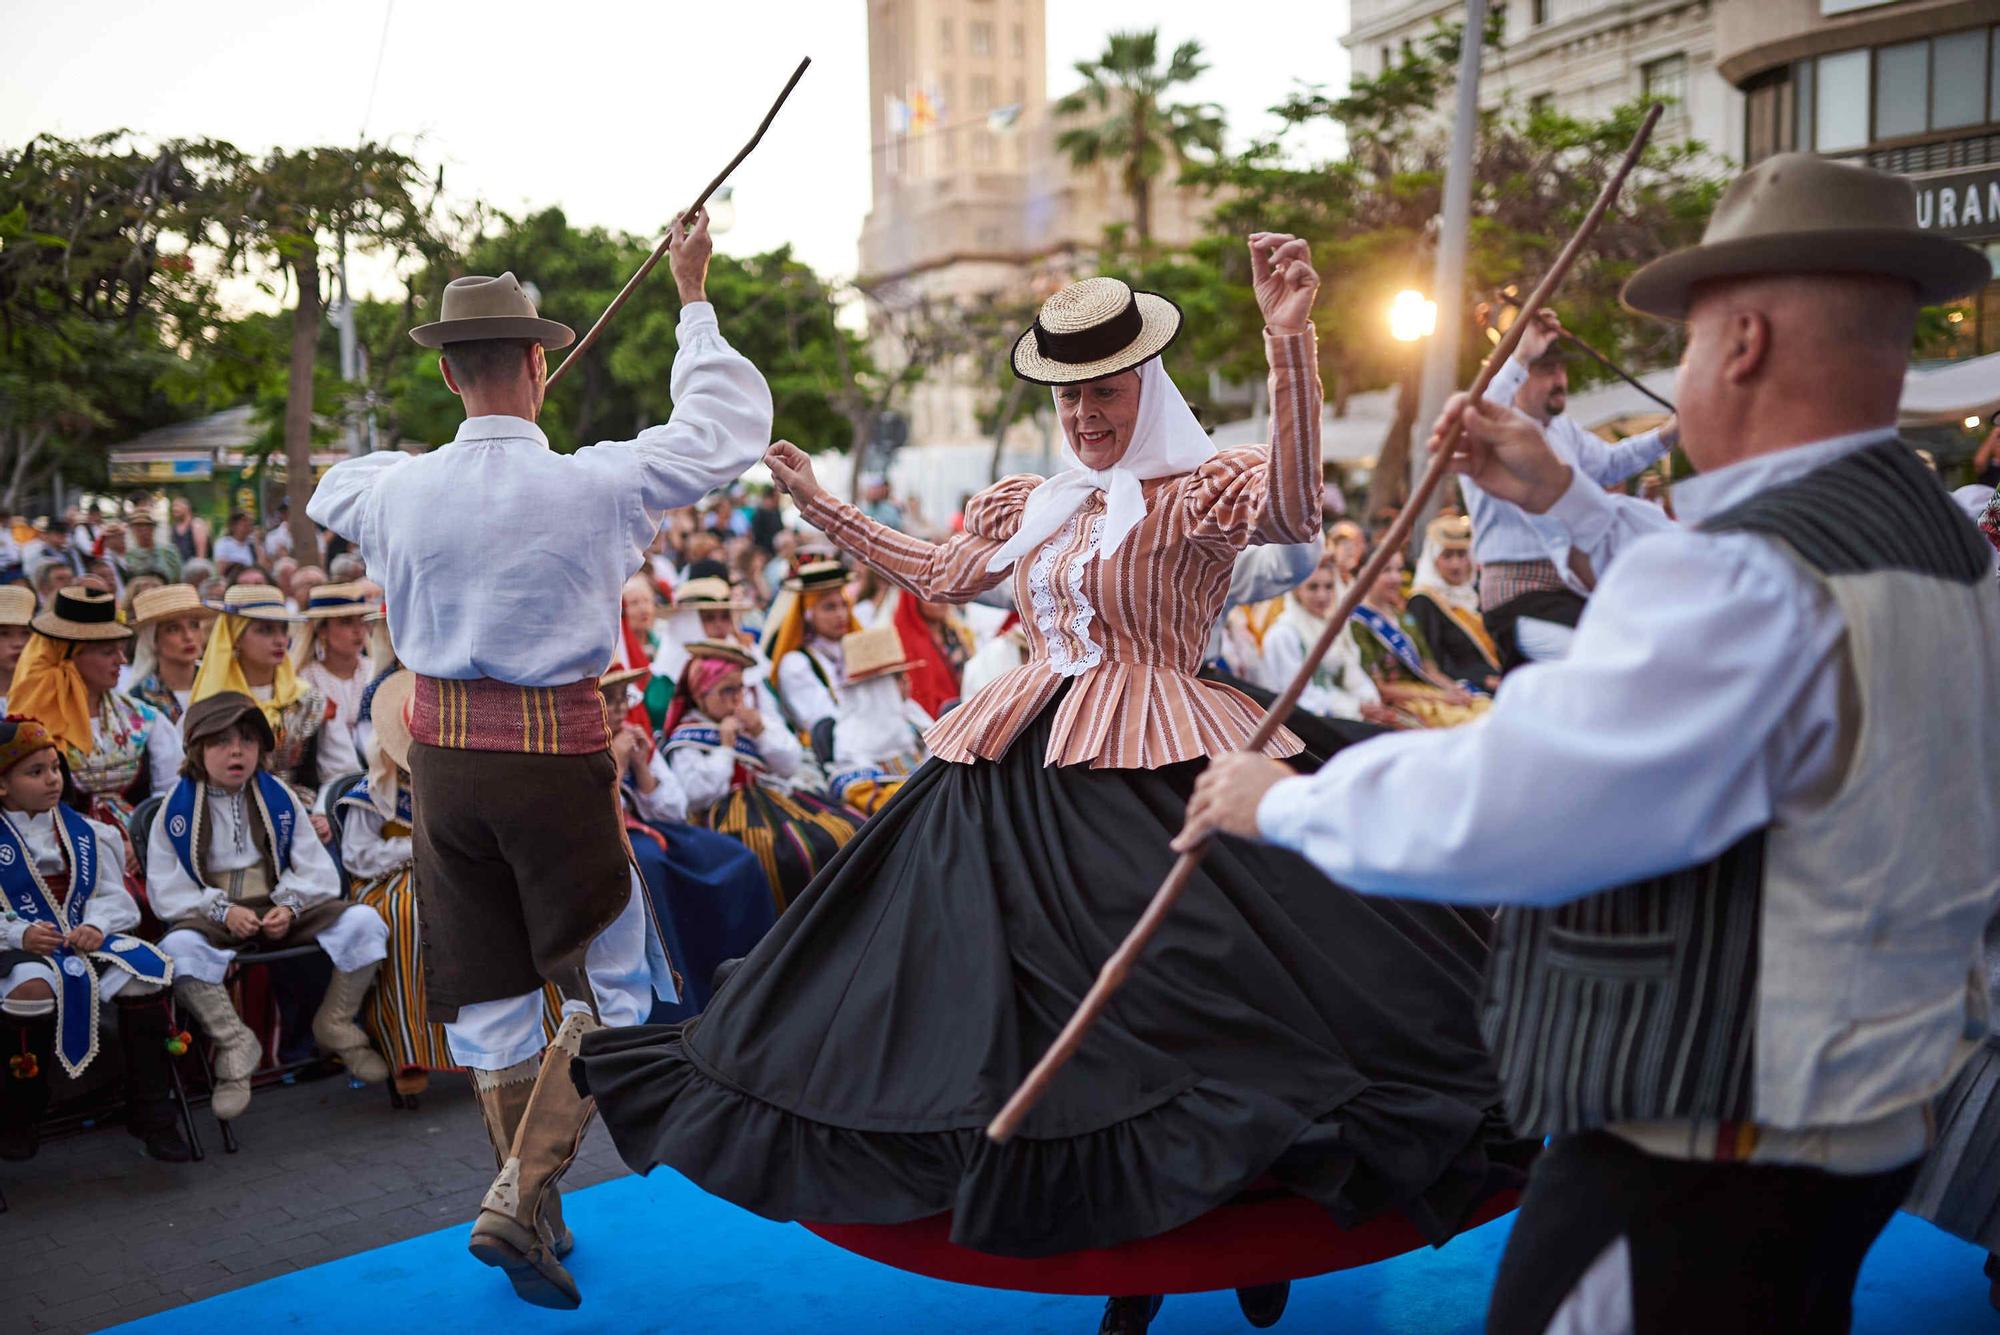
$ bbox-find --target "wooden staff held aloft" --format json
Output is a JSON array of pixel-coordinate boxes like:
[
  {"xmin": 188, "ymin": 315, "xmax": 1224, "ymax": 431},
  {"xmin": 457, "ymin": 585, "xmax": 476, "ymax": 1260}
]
[
  {"xmin": 986, "ymin": 102, "xmax": 1665, "ymax": 1145},
  {"xmin": 544, "ymin": 56, "xmax": 812, "ymax": 392}
]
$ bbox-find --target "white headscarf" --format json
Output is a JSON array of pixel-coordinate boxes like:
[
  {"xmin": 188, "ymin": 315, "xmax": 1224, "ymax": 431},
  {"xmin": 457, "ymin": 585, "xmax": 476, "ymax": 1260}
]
[
  {"xmin": 985, "ymin": 358, "xmax": 1214, "ymax": 573},
  {"xmin": 1413, "ymin": 535, "xmax": 1480, "ymax": 615}
]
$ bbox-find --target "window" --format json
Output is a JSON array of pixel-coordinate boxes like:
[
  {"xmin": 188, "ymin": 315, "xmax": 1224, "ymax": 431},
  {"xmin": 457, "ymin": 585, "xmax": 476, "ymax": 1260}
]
[
  {"xmin": 973, "ymin": 132, "xmax": 995, "ymax": 165},
  {"xmin": 1874, "ymin": 41, "xmax": 1929, "ymax": 139},
  {"xmin": 1379, "ymin": 45, "xmax": 1393, "ymax": 71},
  {"xmin": 1816, "ymin": 49, "xmax": 1871, "ymax": 151},
  {"xmin": 970, "ymin": 21, "xmax": 993, "ymax": 57},
  {"xmin": 1012, "ymin": 77, "xmax": 1025, "ymax": 104},
  {"xmin": 939, "ymin": 17, "xmax": 953, "ymax": 55},
  {"xmin": 1529, "ymin": 92, "xmax": 1553, "ymax": 117},
  {"xmin": 1642, "ymin": 53, "xmax": 1688, "ymax": 122},
  {"xmin": 1934, "ymin": 29, "xmax": 1987, "ymax": 130},
  {"xmin": 1531, "ymin": 0, "xmax": 1548, "ymax": 26},
  {"xmin": 971, "ymin": 75, "xmax": 995, "ymax": 110},
  {"xmin": 1743, "ymin": 66, "xmax": 1797, "ymax": 163},
  {"xmin": 1794, "ymin": 55, "xmax": 1815, "ymax": 148},
  {"xmin": 1011, "ymin": 23, "xmax": 1025, "ymax": 58}
]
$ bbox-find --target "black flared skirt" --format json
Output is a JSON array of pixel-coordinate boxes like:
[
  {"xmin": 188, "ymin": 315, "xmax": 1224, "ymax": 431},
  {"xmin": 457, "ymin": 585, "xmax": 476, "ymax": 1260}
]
[{"xmin": 578, "ymin": 694, "xmax": 1528, "ymax": 1259}]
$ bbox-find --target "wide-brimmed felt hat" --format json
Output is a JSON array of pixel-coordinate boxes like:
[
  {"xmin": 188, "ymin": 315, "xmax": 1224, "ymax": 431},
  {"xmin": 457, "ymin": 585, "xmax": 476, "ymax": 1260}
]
[
  {"xmin": 301, "ymin": 582, "xmax": 378, "ymax": 619},
  {"xmin": 33, "ymin": 587, "xmax": 132, "ymax": 642},
  {"xmin": 782, "ymin": 561, "xmax": 849, "ymax": 596},
  {"xmin": 681, "ymin": 638, "xmax": 756, "ymax": 670},
  {"xmin": 841, "ymin": 626, "xmax": 913, "ymax": 684},
  {"xmin": 1011, "ymin": 277, "xmax": 1183, "ymax": 386},
  {"xmin": 370, "ymin": 670, "xmax": 415, "ymax": 772},
  {"xmin": 130, "ymin": 583, "xmax": 208, "ymax": 628},
  {"xmin": 210, "ymin": 585, "xmax": 302, "ymax": 623},
  {"xmin": 409, "ymin": 272, "xmax": 576, "ymax": 350},
  {"xmin": 181, "ymin": 690, "xmax": 276, "ymax": 754},
  {"xmin": 1624, "ymin": 153, "xmax": 1993, "ymax": 321},
  {"xmin": 672, "ymin": 577, "xmax": 751, "ymax": 611},
  {"xmin": 0, "ymin": 585, "xmax": 34, "ymax": 628}
]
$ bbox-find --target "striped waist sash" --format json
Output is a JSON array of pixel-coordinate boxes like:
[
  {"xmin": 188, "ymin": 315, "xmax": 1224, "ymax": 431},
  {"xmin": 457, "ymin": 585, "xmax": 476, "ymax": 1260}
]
[
  {"xmin": 412, "ymin": 676, "xmax": 611, "ymax": 755},
  {"xmin": 1478, "ymin": 558, "xmax": 1568, "ymax": 612}
]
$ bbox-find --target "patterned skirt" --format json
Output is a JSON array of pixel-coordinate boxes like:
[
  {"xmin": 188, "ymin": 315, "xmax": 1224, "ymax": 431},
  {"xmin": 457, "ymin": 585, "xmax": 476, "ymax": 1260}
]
[
  {"xmin": 695, "ymin": 783, "xmax": 862, "ymax": 914},
  {"xmin": 354, "ymin": 865, "xmax": 561, "ymax": 1081}
]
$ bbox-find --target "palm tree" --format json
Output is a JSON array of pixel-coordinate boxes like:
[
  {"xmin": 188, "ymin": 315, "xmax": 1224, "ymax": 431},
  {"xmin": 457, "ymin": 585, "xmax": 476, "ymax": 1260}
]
[{"xmin": 1054, "ymin": 30, "xmax": 1225, "ymax": 248}]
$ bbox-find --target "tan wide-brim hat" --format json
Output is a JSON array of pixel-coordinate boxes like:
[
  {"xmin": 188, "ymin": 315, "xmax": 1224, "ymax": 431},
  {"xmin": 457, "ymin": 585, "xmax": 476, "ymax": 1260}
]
[
  {"xmin": 1624, "ymin": 153, "xmax": 1993, "ymax": 321},
  {"xmin": 371, "ymin": 670, "xmax": 416, "ymax": 772},
  {"xmin": 0, "ymin": 585, "xmax": 34, "ymax": 628},
  {"xmin": 410, "ymin": 272, "xmax": 576, "ymax": 350},
  {"xmin": 781, "ymin": 560, "xmax": 850, "ymax": 596},
  {"xmin": 599, "ymin": 666, "xmax": 649, "ymax": 699},
  {"xmin": 1011, "ymin": 277, "xmax": 1183, "ymax": 386},
  {"xmin": 841, "ymin": 626, "xmax": 913, "ymax": 684},
  {"xmin": 130, "ymin": 583, "xmax": 209, "ymax": 627},
  {"xmin": 300, "ymin": 582, "xmax": 379, "ymax": 619},
  {"xmin": 671, "ymin": 576, "xmax": 752, "ymax": 612},
  {"xmin": 681, "ymin": 638, "xmax": 757, "ymax": 671},
  {"xmin": 211, "ymin": 585, "xmax": 302, "ymax": 623},
  {"xmin": 32, "ymin": 587, "xmax": 132, "ymax": 642}
]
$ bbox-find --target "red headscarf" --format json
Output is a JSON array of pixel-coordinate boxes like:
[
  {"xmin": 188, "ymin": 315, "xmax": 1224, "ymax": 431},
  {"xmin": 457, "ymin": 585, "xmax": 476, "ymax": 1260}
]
[{"xmin": 890, "ymin": 592, "xmax": 966, "ymax": 717}]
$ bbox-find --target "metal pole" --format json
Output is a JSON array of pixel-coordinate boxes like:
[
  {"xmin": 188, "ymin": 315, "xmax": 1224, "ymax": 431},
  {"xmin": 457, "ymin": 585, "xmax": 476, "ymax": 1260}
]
[
  {"xmin": 1408, "ymin": 0, "xmax": 1488, "ymax": 524},
  {"xmin": 336, "ymin": 239, "xmax": 366, "ymax": 458}
]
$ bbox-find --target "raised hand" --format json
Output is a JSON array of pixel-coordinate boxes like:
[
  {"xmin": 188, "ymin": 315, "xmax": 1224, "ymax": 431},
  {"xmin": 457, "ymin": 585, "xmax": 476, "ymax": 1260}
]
[
  {"xmin": 1248, "ymin": 232, "xmax": 1319, "ymax": 336},
  {"xmin": 764, "ymin": 441, "xmax": 823, "ymax": 508},
  {"xmin": 1511, "ymin": 309, "xmax": 1565, "ymax": 366},
  {"xmin": 668, "ymin": 209, "xmax": 713, "ymax": 305}
]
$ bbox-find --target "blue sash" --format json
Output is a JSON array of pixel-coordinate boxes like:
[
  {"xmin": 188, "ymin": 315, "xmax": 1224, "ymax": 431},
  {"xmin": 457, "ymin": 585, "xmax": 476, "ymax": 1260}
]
[
  {"xmin": 162, "ymin": 772, "xmax": 299, "ymax": 890},
  {"xmin": 662, "ymin": 724, "xmax": 767, "ymax": 771},
  {"xmin": 335, "ymin": 779, "xmax": 413, "ymax": 826},
  {"xmin": 1353, "ymin": 605, "xmax": 1430, "ymax": 678},
  {"xmin": 0, "ymin": 807, "xmax": 171, "ymax": 1075}
]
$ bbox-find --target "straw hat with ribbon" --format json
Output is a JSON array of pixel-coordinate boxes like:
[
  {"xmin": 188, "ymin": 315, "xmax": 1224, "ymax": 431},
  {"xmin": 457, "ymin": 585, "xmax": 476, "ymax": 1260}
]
[
  {"xmin": 760, "ymin": 561, "xmax": 858, "ymax": 668},
  {"xmin": 8, "ymin": 588, "xmax": 134, "ymax": 757},
  {"xmin": 0, "ymin": 586, "xmax": 35, "ymax": 629},
  {"xmin": 841, "ymin": 626, "xmax": 914, "ymax": 685},
  {"xmin": 131, "ymin": 583, "xmax": 208, "ymax": 628},
  {"xmin": 659, "ymin": 639, "xmax": 759, "ymax": 737},
  {"xmin": 190, "ymin": 586, "xmax": 308, "ymax": 735},
  {"xmin": 1623, "ymin": 152, "xmax": 1992, "ymax": 321},
  {"xmin": 672, "ymin": 576, "xmax": 752, "ymax": 612},
  {"xmin": 1010, "ymin": 277, "xmax": 1183, "ymax": 387},
  {"xmin": 410, "ymin": 273, "xmax": 575, "ymax": 349},
  {"xmin": 293, "ymin": 582, "xmax": 380, "ymax": 667}
]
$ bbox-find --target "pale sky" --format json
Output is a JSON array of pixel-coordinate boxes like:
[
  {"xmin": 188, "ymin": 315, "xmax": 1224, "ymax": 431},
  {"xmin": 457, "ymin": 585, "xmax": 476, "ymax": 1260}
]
[{"xmin": 4, "ymin": 1, "xmax": 1350, "ymax": 296}]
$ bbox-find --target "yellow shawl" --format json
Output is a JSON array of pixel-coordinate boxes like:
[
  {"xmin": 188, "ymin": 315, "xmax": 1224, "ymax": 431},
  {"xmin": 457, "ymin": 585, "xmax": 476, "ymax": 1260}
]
[{"xmin": 8, "ymin": 635, "xmax": 96, "ymax": 756}]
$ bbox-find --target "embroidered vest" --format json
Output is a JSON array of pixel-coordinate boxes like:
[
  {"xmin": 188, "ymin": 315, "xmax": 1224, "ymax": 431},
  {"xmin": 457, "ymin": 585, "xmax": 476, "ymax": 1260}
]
[{"xmin": 1482, "ymin": 442, "xmax": 2000, "ymax": 1136}]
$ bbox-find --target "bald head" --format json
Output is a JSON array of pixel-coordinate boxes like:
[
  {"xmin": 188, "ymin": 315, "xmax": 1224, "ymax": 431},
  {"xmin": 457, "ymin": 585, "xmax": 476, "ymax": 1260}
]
[{"xmin": 1675, "ymin": 273, "xmax": 1914, "ymax": 474}]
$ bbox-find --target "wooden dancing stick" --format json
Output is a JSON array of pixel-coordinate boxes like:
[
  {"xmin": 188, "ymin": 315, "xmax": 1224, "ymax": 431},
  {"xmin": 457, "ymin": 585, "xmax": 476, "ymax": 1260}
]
[
  {"xmin": 986, "ymin": 103, "xmax": 1665, "ymax": 1146},
  {"xmin": 1561, "ymin": 331, "xmax": 1676, "ymax": 413},
  {"xmin": 545, "ymin": 56, "xmax": 812, "ymax": 392}
]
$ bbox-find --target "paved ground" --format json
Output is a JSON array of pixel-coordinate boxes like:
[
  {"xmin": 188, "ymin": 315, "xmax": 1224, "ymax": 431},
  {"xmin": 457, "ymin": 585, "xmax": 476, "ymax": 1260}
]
[{"xmin": 0, "ymin": 1069, "xmax": 629, "ymax": 1335}]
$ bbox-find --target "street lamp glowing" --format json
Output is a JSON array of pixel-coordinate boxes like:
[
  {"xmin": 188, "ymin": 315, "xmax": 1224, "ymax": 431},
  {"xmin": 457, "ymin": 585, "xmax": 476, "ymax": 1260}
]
[
  {"xmin": 1968, "ymin": 415, "xmax": 1985, "ymax": 430},
  {"xmin": 1389, "ymin": 290, "xmax": 1438, "ymax": 342}
]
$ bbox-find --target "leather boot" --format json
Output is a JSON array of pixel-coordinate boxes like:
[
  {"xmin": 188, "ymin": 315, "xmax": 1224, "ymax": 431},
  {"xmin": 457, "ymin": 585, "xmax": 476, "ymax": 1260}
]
[
  {"xmin": 473, "ymin": 1060, "xmax": 573, "ymax": 1259},
  {"xmin": 467, "ymin": 1012, "xmax": 598, "ymax": 1308},
  {"xmin": 116, "ymin": 991, "xmax": 192, "ymax": 1162},
  {"xmin": 0, "ymin": 1008, "xmax": 54, "ymax": 1161},
  {"xmin": 175, "ymin": 978, "xmax": 260, "ymax": 1119},
  {"xmin": 1235, "ymin": 1282, "xmax": 1290, "ymax": 1328},
  {"xmin": 311, "ymin": 963, "xmax": 389, "ymax": 1083}
]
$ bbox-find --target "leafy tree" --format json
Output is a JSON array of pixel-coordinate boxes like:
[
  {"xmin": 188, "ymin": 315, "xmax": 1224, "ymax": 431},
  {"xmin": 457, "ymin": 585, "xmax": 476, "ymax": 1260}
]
[{"xmin": 1054, "ymin": 30, "xmax": 1225, "ymax": 248}]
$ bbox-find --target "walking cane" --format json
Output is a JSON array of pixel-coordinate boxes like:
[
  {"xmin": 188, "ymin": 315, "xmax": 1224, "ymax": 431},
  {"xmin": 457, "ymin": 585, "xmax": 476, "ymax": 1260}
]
[
  {"xmin": 544, "ymin": 57, "xmax": 812, "ymax": 392},
  {"xmin": 986, "ymin": 103, "xmax": 1666, "ymax": 1145}
]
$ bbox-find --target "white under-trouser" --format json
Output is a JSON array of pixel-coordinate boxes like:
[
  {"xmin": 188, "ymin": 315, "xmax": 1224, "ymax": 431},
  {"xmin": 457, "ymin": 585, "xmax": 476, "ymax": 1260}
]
[
  {"xmin": 1, "ymin": 959, "xmax": 160, "ymax": 1003},
  {"xmin": 1543, "ymin": 1237, "xmax": 1634, "ymax": 1334},
  {"xmin": 158, "ymin": 904, "xmax": 390, "ymax": 985},
  {"xmin": 1514, "ymin": 616, "xmax": 1577, "ymax": 663},
  {"xmin": 444, "ymin": 871, "xmax": 665, "ymax": 1072}
]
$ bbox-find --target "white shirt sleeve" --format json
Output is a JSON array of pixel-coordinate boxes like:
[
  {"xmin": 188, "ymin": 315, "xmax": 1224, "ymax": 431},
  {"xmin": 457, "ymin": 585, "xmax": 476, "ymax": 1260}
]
[
  {"xmin": 777, "ymin": 651, "xmax": 839, "ymax": 731},
  {"xmin": 1228, "ymin": 539, "xmax": 1323, "ymax": 610},
  {"xmin": 667, "ymin": 744, "xmax": 737, "ymax": 813},
  {"xmin": 80, "ymin": 818, "xmax": 139, "ymax": 936},
  {"xmin": 270, "ymin": 790, "xmax": 341, "ymax": 913},
  {"xmin": 755, "ymin": 715, "xmax": 803, "ymax": 780},
  {"xmin": 629, "ymin": 751, "xmax": 689, "ymax": 825},
  {"xmin": 145, "ymin": 710, "xmax": 183, "ymax": 798},
  {"xmin": 145, "ymin": 793, "xmax": 226, "ymax": 925},
  {"xmin": 338, "ymin": 804, "xmax": 412, "ymax": 879},
  {"xmin": 1256, "ymin": 529, "xmax": 1843, "ymax": 906},
  {"xmin": 1562, "ymin": 416, "xmax": 1671, "ymax": 488},
  {"xmin": 589, "ymin": 302, "xmax": 774, "ymax": 552},
  {"xmin": 308, "ymin": 450, "xmax": 410, "ymax": 549},
  {"xmin": 1539, "ymin": 466, "xmax": 1681, "ymax": 577}
]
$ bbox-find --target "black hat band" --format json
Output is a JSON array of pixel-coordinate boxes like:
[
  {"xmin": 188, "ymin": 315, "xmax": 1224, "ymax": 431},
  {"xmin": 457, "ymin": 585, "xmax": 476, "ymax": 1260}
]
[
  {"xmin": 53, "ymin": 591, "xmax": 117, "ymax": 624},
  {"xmin": 1031, "ymin": 293, "xmax": 1144, "ymax": 365}
]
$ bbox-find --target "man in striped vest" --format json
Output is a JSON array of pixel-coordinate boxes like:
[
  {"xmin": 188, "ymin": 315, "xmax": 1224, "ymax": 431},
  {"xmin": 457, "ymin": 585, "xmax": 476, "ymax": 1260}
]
[{"xmin": 1184, "ymin": 153, "xmax": 2000, "ymax": 1331}]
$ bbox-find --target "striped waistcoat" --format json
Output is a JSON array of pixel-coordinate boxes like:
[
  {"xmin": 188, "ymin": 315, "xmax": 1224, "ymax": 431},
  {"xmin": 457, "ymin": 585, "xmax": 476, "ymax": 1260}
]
[{"xmin": 1482, "ymin": 441, "xmax": 2000, "ymax": 1138}]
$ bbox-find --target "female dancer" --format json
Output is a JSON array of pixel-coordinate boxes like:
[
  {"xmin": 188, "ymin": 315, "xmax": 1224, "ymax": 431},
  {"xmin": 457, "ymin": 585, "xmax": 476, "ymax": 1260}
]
[{"xmin": 580, "ymin": 236, "xmax": 1527, "ymax": 1333}]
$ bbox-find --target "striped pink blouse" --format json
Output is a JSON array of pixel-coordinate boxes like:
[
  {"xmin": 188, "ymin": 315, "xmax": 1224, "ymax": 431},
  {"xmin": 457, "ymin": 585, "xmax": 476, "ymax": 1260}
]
[{"xmin": 798, "ymin": 327, "xmax": 1323, "ymax": 770}]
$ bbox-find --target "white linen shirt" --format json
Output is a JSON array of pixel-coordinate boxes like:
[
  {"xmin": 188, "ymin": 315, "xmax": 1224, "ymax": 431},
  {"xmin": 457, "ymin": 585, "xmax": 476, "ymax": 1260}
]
[
  {"xmin": 0, "ymin": 808, "xmax": 135, "ymax": 951},
  {"xmin": 1461, "ymin": 357, "xmax": 1671, "ymax": 581},
  {"xmin": 307, "ymin": 302, "xmax": 773, "ymax": 686},
  {"xmin": 145, "ymin": 783, "xmax": 342, "ymax": 924},
  {"xmin": 1257, "ymin": 427, "xmax": 1908, "ymax": 908}
]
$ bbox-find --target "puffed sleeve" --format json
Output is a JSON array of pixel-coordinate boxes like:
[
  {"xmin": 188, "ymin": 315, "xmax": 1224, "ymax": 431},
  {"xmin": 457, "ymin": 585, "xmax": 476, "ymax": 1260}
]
[
  {"xmin": 796, "ymin": 475, "xmax": 1038, "ymax": 601},
  {"xmin": 1184, "ymin": 327, "xmax": 1323, "ymax": 549}
]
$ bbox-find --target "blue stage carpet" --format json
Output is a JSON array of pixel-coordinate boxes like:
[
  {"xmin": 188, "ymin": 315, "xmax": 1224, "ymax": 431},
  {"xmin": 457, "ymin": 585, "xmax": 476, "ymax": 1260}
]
[{"xmin": 111, "ymin": 1170, "xmax": 1994, "ymax": 1334}]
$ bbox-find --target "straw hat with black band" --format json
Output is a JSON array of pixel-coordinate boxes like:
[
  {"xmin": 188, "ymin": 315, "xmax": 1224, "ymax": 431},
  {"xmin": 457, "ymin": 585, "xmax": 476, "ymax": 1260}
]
[
  {"xmin": 410, "ymin": 273, "xmax": 575, "ymax": 350},
  {"xmin": 1623, "ymin": 152, "xmax": 1992, "ymax": 321},
  {"xmin": 9, "ymin": 588, "xmax": 135, "ymax": 757},
  {"xmin": 32, "ymin": 587, "xmax": 133, "ymax": 643},
  {"xmin": 1010, "ymin": 277, "xmax": 1183, "ymax": 387}
]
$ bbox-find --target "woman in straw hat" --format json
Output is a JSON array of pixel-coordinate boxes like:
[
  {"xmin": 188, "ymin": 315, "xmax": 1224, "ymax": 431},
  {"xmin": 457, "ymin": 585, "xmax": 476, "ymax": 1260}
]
[
  {"xmin": 579, "ymin": 235, "xmax": 1526, "ymax": 1332},
  {"xmin": 824, "ymin": 626, "xmax": 932, "ymax": 815},
  {"xmin": 657, "ymin": 639, "xmax": 860, "ymax": 913},
  {"xmin": 126, "ymin": 583, "xmax": 211, "ymax": 725},
  {"xmin": 10, "ymin": 587, "xmax": 183, "ymax": 834},
  {"xmin": 647, "ymin": 576, "xmax": 762, "ymax": 729},
  {"xmin": 760, "ymin": 560, "xmax": 860, "ymax": 736},
  {"xmin": 293, "ymin": 582, "xmax": 379, "ymax": 781},
  {"xmin": 189, "ymin": 585, "xmax": 328, "ymax": 799},
  {"xmin": 338, "ymin": 670, "xmax": 560, "ymax": 1102},
  {"xmin": 0, "ymin": 584, "xmax": 37, "ymax": 713}
]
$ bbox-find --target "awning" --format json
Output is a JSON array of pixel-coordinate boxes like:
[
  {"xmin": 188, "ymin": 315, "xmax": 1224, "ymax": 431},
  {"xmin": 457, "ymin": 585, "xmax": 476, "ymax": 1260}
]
[{"xmin": 1568, "ymin": 351, "xmax": 2000, "ymax": 435}]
